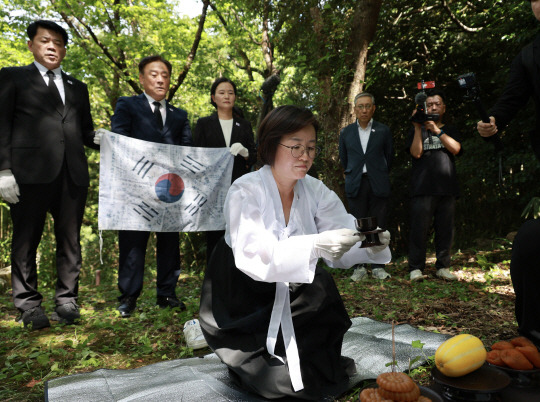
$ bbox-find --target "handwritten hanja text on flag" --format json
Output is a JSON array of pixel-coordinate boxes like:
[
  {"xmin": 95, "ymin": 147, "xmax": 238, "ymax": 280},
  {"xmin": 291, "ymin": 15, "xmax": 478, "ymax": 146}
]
[{"xmin": 98, "ymin": 132, "xmax": 234, "ymax": 232}]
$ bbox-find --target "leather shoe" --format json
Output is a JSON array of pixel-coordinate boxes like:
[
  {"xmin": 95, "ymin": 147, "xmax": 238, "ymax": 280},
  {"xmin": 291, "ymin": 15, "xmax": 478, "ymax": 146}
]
[
  {"xmin": 51, "ymin": 302, "xmax": 80, "ymax": 324},
  {"xmin": 157, "ymin": 296, "xmax": 186, "ymax": 310},
  {"xmin": 117, "ymin": 297, "xmax": 137, "ymax": 318},
  {"xmin": 18, "ymin": 306, "xmax": 50, "ymax": 330}
]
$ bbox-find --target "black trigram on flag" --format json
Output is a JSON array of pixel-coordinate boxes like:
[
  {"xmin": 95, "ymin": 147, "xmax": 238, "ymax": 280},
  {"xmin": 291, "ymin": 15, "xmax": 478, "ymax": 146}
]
[
  {"xmin": 133, "ymin": 201, "xmax": 158, "ymax": 222},
  {"xmin": 133, "ymin": 156, "xmax": 154, "ymax": 179},
  {"xmin": 185, "ymin": 193, "xmax": 207, "ymax": 216},
  {"xmin": 180, "ymin": 155, "xmax": 205, "ymax": 174}
]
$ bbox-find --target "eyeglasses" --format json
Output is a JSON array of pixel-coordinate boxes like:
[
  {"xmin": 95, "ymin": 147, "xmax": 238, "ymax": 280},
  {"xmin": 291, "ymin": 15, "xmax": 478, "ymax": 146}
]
[
  {"xmin": 355, "ymin": 104, "xmax": 373, "ymax": 110},
  {"xmin": 279, "ymin": 143, "xmax": 320, "ymax": 159}
]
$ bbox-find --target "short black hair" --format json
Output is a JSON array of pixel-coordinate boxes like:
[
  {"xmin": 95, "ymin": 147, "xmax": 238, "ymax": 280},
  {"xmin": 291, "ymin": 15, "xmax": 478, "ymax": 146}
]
[
  {"xmin": 257, "ymin": 105, "xmax": 319, "ymax": 166},
  {"xmin": 27, "ymin": 20, "xmax": 68, "ymax": 45},
  {"xmin": 138, "ymin": 55, "xmax": 172, "ymax": 76},
  {"xmin": 210, "ymin": 77, "xmax": 237, "ymax": 108},
  {"xmin": 426, "ymin": 88, "xmax": 446, "ymax": 103}
]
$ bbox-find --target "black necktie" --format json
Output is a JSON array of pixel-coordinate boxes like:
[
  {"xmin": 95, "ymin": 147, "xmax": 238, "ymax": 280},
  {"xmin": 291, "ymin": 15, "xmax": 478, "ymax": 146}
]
[
  {"xmin": 153, "ymin": 101, "xmax": 163, "ymax": 130},
  {"xmin": 46, "ymin": 70, "xmax": 63, "ymax": 108}
]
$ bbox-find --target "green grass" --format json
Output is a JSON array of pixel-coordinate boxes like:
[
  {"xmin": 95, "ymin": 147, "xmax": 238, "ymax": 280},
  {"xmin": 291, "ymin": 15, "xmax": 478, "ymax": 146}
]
[{"xmin": 0, "ymin": 238, "xmax": 516, "ymax": 401}]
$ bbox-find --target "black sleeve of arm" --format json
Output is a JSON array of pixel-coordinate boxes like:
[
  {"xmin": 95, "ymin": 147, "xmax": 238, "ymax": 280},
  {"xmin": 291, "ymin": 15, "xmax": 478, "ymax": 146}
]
[{"xmin": 490, "ymin": 49, "xmax": 534, "ymax": 131}]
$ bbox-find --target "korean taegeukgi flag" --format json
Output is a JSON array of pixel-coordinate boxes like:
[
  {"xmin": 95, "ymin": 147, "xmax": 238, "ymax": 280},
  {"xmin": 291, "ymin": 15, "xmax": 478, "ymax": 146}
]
[{"xmin": 98, "ymin": 132, "xmax": 234, "ymax": 232}]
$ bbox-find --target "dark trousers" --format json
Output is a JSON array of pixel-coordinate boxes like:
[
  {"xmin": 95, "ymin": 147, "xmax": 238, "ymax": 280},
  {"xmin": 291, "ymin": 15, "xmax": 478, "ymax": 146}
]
[
  {"xmin": 118, "ymin": 230, "xmax": 180, "ymax": 299},
  {"xmin": 199, "ymin": 237, "xmax": 352, "ymax": 400},
  {"xmin": 347, "ymin": 175, "xmax": 388, "ymax": 269},
  {"xmin": 205, "ymin": 230, "xmax": 225, "ymax": 265},
  {"xmin": 510, "ymin": 219, "xmax": 540, "ymax": 341},
  {"xmin": 10, "ymin": 164, "xmax": 88, "ymax": 311},
  {"xmin": 408, "ymin": 195, "xmax": 455, "ymax": 272}
]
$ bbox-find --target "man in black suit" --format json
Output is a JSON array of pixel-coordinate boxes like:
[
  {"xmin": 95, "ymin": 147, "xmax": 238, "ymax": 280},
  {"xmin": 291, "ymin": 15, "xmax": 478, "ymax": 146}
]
[
  {"xmin": 477, "ymin": 0, "xmax": 540, "ymax": 346},
  {"xmin": 107, "ymin": 55, "xmax": 192, "ymax": 318},
  {"xmin": 339, "ymin": 92, "xmax": 393, "ymax": 280},
  {"xmin": 0, "ymin": 20, "xmax": 99, "ymax": 329}
]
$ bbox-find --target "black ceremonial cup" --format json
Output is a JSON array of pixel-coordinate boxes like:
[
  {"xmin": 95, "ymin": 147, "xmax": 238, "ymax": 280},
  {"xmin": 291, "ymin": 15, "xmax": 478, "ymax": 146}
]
[{"xmin": 355, "ymin": 217, "xmax": 383, "ymax": 248}]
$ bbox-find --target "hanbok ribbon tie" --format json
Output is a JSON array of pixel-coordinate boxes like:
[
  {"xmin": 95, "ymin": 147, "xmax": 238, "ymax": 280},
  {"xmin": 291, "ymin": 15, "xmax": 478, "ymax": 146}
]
[{"xmin": 266, "ymin": 281, "xmax": 304, "ymax": 391}]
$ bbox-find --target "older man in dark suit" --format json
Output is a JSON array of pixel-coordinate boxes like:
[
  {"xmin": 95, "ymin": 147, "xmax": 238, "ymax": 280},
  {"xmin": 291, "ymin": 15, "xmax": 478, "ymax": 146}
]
[
  {"xmin": 0, "ymin": 20, "xmax": 99, "ymax": 329},
  {"xmin": 107, "ymin": 55, "xmax": 192, "ymax": 318},
  {"xmin": 339, "ymin": 92, "xmax": 393, "ymax": 280}
]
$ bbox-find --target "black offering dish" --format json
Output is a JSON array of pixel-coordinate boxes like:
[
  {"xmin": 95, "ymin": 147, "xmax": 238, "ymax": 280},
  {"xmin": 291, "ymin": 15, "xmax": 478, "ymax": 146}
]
[
  {"xmin": 431, "ymin": 364, "xmax": 511, "ymax": 401},
  {"xmin": 486, "ymin": 362, "xmax": 540, "ymax": 388},
  {"xmin": 355, "ymin": 217, "xmax": 383, "ymax": 248}
]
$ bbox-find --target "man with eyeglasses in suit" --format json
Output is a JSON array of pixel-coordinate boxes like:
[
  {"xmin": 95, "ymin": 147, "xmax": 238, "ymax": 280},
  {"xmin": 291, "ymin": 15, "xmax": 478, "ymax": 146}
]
[{"xmin": 339, "ymin": 92, "xmax": 394, "ymax": 281}]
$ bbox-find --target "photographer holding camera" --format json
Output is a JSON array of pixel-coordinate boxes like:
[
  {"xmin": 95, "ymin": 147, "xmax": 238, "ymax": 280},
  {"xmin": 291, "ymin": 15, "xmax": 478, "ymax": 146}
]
[
  {"xmin": 476, "ymin": 0, "xmax": 540, "ymax": 346},
  {"xmin": 406, "ymin": 88, "xmax": 462, "ymax": 282}
]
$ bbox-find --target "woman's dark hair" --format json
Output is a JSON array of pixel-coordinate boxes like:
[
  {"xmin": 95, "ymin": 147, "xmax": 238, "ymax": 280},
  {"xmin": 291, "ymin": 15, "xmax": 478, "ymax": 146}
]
[
  {"xmin": 257, "ymin": 105, "xmax": 319, "ymax": 166},
  {"xmin": 210, "ymin": 77, "xmax": 237, "ymax": 108},
  {"xmin": 27, "ymin": 20, "xmax": 68, "ymax": 45},
  {"xmin": 138, "ymin": 55, "xmax": 172, "ymax": 76}
]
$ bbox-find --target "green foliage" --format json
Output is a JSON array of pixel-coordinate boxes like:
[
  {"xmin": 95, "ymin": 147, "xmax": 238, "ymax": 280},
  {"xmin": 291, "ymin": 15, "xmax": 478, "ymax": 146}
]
[{"xmin": 521, "ymin": 196, "xmax": 540, "ymax": 219}]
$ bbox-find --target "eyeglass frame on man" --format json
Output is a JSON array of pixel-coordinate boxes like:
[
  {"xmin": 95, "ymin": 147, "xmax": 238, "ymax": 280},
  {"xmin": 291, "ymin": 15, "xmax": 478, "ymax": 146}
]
[
  {"xmin": 279, "ymin": 143, "xmax": 320, "ymax": 159},
  {"xmin": 354, "ymin": 103, "xmax": 374, "ymax": 110}
]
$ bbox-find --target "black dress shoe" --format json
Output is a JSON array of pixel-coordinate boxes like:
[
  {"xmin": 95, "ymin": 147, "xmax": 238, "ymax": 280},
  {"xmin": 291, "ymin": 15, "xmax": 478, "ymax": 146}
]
[
  {"xmin": 18, "ymin": 306, "xmax": 51, "ymax": 330},
  {"xmin": 51, "ymin": 302, "xmax": 80, "ymax": 324},
  {"xmin": 156, "ymin": 296, "xmax": 186, "ymax": 310},
  {"xmin": 117, "ymin": 297, "xmax": 137, "ymax": 318}
]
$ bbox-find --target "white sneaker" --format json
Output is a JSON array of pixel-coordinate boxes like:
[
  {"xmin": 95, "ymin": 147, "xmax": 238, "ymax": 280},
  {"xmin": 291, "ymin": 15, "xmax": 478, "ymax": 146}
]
[
  {"xmin": 372, "ymin": 268, "xmax": 391, "ymax": 280},
  {"xmin": 436, "ymin": 268, "xmax": 458, "ymax": 281},
  {"xmin": 183, "ymin": 319, "xmax": 208, "ymax": 350},
  {"xmin": 410, "ymin": 269, "xmax": 424, "ymax": 282},
  {"xmin": 350, "ymin": 266, "xmax": 368, "ymax": 281}
]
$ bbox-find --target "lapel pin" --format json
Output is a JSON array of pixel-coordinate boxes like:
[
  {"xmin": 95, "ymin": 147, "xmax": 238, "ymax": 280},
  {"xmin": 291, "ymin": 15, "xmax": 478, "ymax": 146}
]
[
  {"xmin": 67, "ymin": 80, "xmax": 73, "ymax": 85},
  {"xmin": 236, "ymin": 122, "xmax": 240, "ymax": 126}
]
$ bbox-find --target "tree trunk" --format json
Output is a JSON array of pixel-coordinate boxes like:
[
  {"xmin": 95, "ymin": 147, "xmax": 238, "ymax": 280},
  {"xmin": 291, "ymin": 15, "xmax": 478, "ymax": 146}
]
[
  {"xmin": 342, "ymin": 0, "xmax": 383, "ymax": 127},
  {"xmin": 310, "ymin": 0, "xmax": 383, "ymax": 195}
]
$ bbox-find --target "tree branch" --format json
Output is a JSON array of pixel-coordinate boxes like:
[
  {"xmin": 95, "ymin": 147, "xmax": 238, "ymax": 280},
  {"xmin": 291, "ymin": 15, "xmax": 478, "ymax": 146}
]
[
  {"xmin": 442, "ymin": 0, "xmax": 483, "ymax": 33},
  {"xmin": 168, "ymin": 0, "xmax": 209, "ymax": 99},
  {"xmin": 52, "ymin": 0, "xmax": 141, "ymax": 95},
  {"xmin": 209, "ymin": 2, "xmax": 260, "ymax": 81}
]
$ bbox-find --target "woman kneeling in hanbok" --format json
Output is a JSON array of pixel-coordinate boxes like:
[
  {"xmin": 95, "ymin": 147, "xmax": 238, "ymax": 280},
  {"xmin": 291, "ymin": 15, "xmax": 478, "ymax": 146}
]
[{"xmin": 199, "ymin": 105, "xmax": 391, "ymax": 400}]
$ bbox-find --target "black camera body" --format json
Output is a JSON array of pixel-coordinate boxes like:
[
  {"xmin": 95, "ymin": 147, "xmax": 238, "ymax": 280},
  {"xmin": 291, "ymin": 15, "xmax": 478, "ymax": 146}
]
[
  {"xmin": 457, "ymin": 72, "xmax": 503, "ymax": 152},
  {"xmin": 457, "ymin": 72, "xmax": 488, "ymax": 122},
  {"xmin": 410, "ymin": 81, "xmax": 439, "ymax": 123}
]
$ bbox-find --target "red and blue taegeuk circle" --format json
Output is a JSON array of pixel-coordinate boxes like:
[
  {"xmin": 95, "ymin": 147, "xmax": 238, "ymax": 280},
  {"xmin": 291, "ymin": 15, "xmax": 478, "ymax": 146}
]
[{"xmin": 155, "ymin": 173, "xmax": 184, "ymax": 203}]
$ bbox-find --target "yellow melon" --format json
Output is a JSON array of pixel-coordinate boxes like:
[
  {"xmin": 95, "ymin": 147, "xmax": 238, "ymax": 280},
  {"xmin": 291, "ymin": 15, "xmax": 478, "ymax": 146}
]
[{"xmin": 435, "ymin": 334, "xmax": 487, "ymax": 377}]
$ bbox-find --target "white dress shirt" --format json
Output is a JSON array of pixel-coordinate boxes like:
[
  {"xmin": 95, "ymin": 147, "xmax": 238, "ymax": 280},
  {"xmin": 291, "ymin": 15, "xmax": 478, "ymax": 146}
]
[
  {"xmin": 219, "ymin": 118, "xmax": 233, "ymax": 146},
  {"xmin": 357, "ymin": 119, "xmax": 373, "ymax": 173},
  {"xmin": 143, "ymin": 93, "xmax": 167, "ymax": 125},
  {"xmin": 34, "ymin": 61, "xmax": 65, "ymax": 104}
]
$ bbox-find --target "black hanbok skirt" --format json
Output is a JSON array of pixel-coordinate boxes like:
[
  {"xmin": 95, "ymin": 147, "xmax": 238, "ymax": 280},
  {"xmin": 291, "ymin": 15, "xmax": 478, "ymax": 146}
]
[{"xmin": 199, "ymin": 237, "xmax": 353, "ymax": 400}]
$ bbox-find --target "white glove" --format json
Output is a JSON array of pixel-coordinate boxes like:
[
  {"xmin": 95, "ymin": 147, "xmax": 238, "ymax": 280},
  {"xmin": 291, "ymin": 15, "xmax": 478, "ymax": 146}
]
[
  {"xmin": 313, "ymin": 228, "xmax": 364, "ymax": 260},
  {"xmin": 0, "ymin": 169, "xmax": 20, "ymax": 204},
  {"xmin": 366, "ymin": 229, "xmax": 390, "ymax": 256},
  {"xmin": 230, "ymin": 142, "xmax": 249, "ymax": 158},
  {"xmin": 93, "ymin": 128, "xmax": 113, "ymax": 145}
]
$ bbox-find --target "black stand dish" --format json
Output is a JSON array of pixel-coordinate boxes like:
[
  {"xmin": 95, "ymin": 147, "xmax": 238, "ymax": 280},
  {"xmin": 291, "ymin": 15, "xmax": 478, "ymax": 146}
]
[{"xmin": 431, "ymin": 364, "xmax": 511, "ymax": 401}]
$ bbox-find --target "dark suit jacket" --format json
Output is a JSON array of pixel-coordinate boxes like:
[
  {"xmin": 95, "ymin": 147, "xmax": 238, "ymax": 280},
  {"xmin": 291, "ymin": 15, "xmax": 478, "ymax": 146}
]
[
  {"xmin": 491, "ymin": 33, "xmax": 540, "ymax": 160},
  {"xmin": 338, "ymin": 120, "xmax": 393, "ymax": 198},
  {"xmin": 0, "ymin": 64, "xmax": 97, "ymax": 185},
  {"xmin": 193, "ymin": 113, "xmax": 256, "ymax": 182},
  {"xmin": 111, "ymin": 94, "xmax": 193, "ymax": 146}
]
